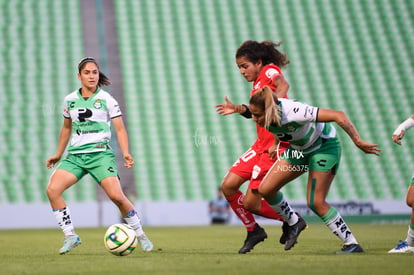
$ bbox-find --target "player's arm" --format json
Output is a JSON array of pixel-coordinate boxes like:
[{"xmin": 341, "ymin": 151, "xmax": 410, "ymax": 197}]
[
  {"xmin": 392, "ymin": 115, "xmax": 414, "ymax": 145},
  {"xmin": 316, "ymin": 108, "xmax": 381, "ymax": 155},
  {"xmin": 269, "ymin": 135, "xmax": 281, "ymax": 159},
  {"xmin": 273, "ymin": 75, "xmax": 289, "ymax": 98},
  {"xmin": 46, "ymin": 118, "xmax": 72, "ymax": 168},
  {"xmin": 215, "ymin": 96, "xmax": 252, "ymax": 118},
  {"xmin": 112, "ymin": 116, "xmax": 134, "ymax": 168},
  {"xmin": 54, "ymin": 118, "xmax": 72, "ymax": 158}
]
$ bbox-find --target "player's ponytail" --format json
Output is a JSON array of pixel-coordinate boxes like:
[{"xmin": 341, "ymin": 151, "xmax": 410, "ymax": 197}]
[
  {"xmin": 250, "ymin": 86, "xmax": 281, "ymax": 128},
  {"xmin": 98, "ymin": 72, "xmax": 111, "ymax": 87},
  {"xmin": 261, "ymin": 41, "xmax": 290, "ymax": 69}
]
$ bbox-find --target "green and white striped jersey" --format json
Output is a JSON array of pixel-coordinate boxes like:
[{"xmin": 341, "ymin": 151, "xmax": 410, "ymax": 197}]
[
  {"xmin": 62, "ymin": 88, "xmax": 122, "ymax": 154},
  {"xmin": 268, "ymin": 98, "xmax": 336, "ymax": 154}
]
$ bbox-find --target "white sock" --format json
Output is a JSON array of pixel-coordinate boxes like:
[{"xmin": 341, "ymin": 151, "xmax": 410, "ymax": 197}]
[
  {"xmin": 53, "ymin": 207, "xmax": 76, "ymax": 237},
  {"xmin": 406, "ymin": 224, "xmax": 414, "ymax": 246},
  {"xmin": 326, "ymin": 213, "xmax": 357, "ymax": 245},
  {"xmin": 124, "ymin": 209, "xmax": 145, "ymax": 237},
  {"xmin": 268, "ymin": 193, "xmax": 299, "ymax": 226}
]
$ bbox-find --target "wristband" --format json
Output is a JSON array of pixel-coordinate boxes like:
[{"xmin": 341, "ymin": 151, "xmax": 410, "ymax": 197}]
[
  {"xmin": 240, "ymin": 104, "xmax": 252, "ymax": 118},
  {"xmin": 393, "ymin": 117, "xmax": 414, "ymax": 136}
]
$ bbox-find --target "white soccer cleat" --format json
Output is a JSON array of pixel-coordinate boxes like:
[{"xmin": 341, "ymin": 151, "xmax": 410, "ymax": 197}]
[
  {"xmin": 388, "ymin": 240, "xmax": 414, "ymax": 253},
  {"xmin": 59, "ymin": 235, "xmax": 82, "ymax": 254},
  {"xmin": 138, "ymin": 234, "xmax": 153, "ymax": 252}
]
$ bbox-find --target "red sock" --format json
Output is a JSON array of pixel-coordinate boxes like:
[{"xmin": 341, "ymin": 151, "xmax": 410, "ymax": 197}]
[
  {"xmin": 259, "ymin": 199, "xmax": 285, "ymax": 221},
  {"xmin": 226, "ymin": 191, "xmax": 256, "ymax": 231}
]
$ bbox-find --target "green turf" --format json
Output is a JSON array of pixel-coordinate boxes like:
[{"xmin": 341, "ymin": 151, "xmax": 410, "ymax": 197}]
[{"xmin": 0, "ymin": 224, "xmax": 412, "ymax": 275}]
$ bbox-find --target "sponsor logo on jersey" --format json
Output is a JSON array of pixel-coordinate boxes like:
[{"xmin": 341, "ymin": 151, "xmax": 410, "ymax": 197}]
[
  {"xmin": 304, "ymin": 106, "xmax": 314, "ymax": 118},
  {"xmin": 76, "ymin": 129, "xmax": 100, "ymax": 135}
]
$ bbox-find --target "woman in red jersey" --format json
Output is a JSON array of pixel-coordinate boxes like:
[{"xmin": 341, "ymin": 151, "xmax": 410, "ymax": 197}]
[{"xmin": 216, "ymin": 40, "xmax": 306, "ymax": 253}]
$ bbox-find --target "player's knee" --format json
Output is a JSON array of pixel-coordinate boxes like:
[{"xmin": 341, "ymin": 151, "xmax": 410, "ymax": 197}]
[
  {"xmin": 45, "ymin": 186, "xmax": 53, "ymax": 199},
  {"xmin": 46, "ymin": 184, "xmax": 60, "ymax": 200},
  {"xmin": 221, "ymin": 180, "xmax": 238, "ymax": 196},
  {"xmin": 258, "ymin": 185, "xmax": 270, "ymax": 198}
]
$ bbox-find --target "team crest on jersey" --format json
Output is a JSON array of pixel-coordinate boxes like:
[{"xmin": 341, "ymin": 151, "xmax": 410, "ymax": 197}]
[
  {"xmin": 253, "ymin": 81, "xmax": 261, "ymax": 90},
  {"xmin": 287, "ymin": 125, "xmax": 296, "ymax": 132},
  {"xmin": 252, "ymin": 165, "xmax": 261, "ymax": 179},
  {"xmin": 93, "ymin": 99, "xmax": 102, "ymax": 109},
  {"xmin": 265, "ymin": 68, "xmax": 280, "ymax": 79}
]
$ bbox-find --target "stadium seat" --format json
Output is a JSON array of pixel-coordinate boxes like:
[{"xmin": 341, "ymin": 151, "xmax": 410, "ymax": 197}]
[{"xmin": 1, "ymin": 0, "xmax": 413, "ymax": 205}]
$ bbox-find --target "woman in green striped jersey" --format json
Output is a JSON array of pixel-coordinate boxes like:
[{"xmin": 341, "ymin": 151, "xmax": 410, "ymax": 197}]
[
  {"xmin": 388, "ymin": 115, "xmax": 414, "ymax": 253},
  {"xmin": 45, "ymin": 57, "xmax": 153, "ymax": 254},
  {"xmin": 248, "ymin": 86, "xmax": 380, "ymax": 254}
]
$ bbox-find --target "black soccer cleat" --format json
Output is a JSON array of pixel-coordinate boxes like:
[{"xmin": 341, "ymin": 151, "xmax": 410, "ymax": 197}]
[
  {"xmin": 336, "ymin": 243, "xmax": 364, "ymax": 254},
  {"xmin": 238, "ymin": 224, "xmax": 267, "ymax": 254},
  {"xmin": 279, "ymin": 221, "xmax": 289, "ymax": 245},
  {"xmin": 284, "ymin": 214, "xmax": 307, "ymax": 250}
]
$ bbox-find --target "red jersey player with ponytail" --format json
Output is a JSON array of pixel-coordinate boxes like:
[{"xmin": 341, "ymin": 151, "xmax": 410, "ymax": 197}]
[{"xmin": 216, "ymin": 40, "xmax": 306, "ymax": 253}]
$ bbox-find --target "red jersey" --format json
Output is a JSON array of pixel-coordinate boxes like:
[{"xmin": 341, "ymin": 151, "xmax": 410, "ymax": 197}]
[{"xmin": 250, "ymin": 64, "xmax": 289, "ymax": 153}]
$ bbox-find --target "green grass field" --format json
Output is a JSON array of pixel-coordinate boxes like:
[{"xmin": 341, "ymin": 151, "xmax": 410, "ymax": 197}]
[{"xmin": 0, "ymin": 224, "xmax": 412, "ymax": 275}]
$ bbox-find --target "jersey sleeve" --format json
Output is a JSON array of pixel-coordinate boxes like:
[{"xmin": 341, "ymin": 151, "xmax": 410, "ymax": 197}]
[
  {"xmin": 107, "ymin": 95, "xmax": 122, "ymax": 118},
  {"xmin": 263, "ymin": 66, "xmax": 282, "ymax": 82},
  {"xmin": 285, "ymin": 100, "xmax": 319, "ymax": 123},
  {"xmin": 62, "ymin": 97, "xmax": 71, "ymax": 118},
  {"xmin": 252, "ymin": 65, "xmax": 284, "ymax": 95}
]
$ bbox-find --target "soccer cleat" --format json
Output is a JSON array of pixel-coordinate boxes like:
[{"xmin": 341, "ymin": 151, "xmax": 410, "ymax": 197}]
[
  {"xmin": 138, "ymin": 234, "xmax": 153, "ymax": 252},
  {"xmin": 336, "ymin": 243, "xmax": 364, "ymax": 254},
  {"xmin": 388, "ymin": 240, "xmax": 414, "ymax": 253},
  {"xmin": 238, "ymin": 224, "xmax": 267, "ymax": 254},
  {"xmin": 279, "ymin": 221, "xmax": 289, "ymax": 245},
  {"xmin": 59, "ymin": 235, "xmax": 81, "ymax": 255},
  {"xmin": 284, "ymin": 214, "xmax": 307, "ymax": 250}
]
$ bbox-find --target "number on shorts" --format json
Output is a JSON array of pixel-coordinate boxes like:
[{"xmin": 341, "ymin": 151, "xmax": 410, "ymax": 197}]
[{"xmin": 240, "ymin": 148, "xmax": 256, "ymax": 162}]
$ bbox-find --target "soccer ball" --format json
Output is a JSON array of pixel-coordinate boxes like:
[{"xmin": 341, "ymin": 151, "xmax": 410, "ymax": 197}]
[{"xmin": 104, "ymin": 223, "xmax": 138, "ymax": 256}]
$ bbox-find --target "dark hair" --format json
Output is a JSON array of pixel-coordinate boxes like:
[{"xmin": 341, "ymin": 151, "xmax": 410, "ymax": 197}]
[
  {"xmin": 235, "ymin": 40, "xmax": 290, "ymax": 68},
  {"xmin": 77, "ymin": 57, "xmax": 111, "ymax": 87}
]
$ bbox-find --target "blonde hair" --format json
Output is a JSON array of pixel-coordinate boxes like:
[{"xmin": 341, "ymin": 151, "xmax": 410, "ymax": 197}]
[{"xmin": 249, "ymin": 86, "xmax": 281, "ymax": 128}]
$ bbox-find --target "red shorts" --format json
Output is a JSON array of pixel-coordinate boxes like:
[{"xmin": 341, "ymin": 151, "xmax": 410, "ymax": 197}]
[{"xmin": 229, "ymin": 146, "xmax": 287, "ymax": 189}]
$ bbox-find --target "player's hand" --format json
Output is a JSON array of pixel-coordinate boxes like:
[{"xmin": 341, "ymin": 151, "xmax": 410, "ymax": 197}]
[
  {"xmin": 392, "ymin": 130, "xmax": 405, "ymax": 145},
  {"xmin": 123, "ymin": 154, "xmax": 134, "ymax": 168},
  {"xmin": 355, "ymin": 140, "xmax": 381, "ymax": 156},
  {"xmin": 215, "ymin": 96, "xmax": 239, "ymax": 116},
  {"xmin": 46, "ymin": 155, "xmax": 61, "ymax": 169}
]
